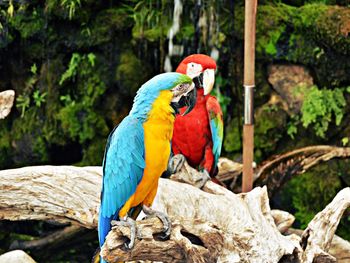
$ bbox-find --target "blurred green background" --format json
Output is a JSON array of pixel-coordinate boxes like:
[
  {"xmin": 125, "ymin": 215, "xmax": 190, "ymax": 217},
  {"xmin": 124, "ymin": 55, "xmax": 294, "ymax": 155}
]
[{"xmin": 0, "ymin": 0, "xmax": 349, "ymax": 262}]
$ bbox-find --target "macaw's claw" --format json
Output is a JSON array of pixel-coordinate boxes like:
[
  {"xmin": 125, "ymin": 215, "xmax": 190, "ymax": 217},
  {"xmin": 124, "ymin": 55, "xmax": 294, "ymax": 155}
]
[
  {"xmin": 142, "ymin": 205, "xmax": 171, "ymax": 239},
  {"xmin": 168, "ymin": 154, "xmax": 186, "ymax": 174},
  {"xmin": 196, "ymin": 169, "xmax": 211, "ymax": 189},
  {"xmin": 111, "ymin": 217, "xmax": 137, "ymax": 249}
]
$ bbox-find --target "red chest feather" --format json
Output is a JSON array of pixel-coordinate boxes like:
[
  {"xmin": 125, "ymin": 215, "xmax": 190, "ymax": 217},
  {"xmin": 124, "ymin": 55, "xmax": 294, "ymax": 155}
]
[{"xmin": 172, "ymin": 89, "xmax": 212, "ymax": 167}]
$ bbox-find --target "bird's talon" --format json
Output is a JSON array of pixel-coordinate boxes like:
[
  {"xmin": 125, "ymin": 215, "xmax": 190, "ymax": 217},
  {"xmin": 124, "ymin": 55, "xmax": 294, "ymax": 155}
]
[
  {"xmin": 110, "ymin": 220, "xmax": 121, "ymax": 227},
  {"xmin": 197, "ymin": 169, "xmax": 211, "ymax": 188},
  {"xmin": 142, "ymin": 205, "xmax": 171, "ymax": 238},
  {"xmin": 168, "ymin": 154, "xmax": 186, "ymax": 174},
  {"xmin": 110, "ymin": 217, "xmax": 137, "ymax": 249}
]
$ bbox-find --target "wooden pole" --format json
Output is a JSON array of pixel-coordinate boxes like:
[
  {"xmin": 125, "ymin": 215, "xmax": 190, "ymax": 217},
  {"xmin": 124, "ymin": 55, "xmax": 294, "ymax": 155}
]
[{"xmin": 242, "ymin": 0, "xmax": 257, "ymax": 192}]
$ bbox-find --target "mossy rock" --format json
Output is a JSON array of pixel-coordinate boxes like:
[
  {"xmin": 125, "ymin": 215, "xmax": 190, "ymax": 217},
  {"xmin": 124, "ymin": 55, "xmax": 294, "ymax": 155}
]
[
  {"xmin": 232, "ymin": 4, "xmax": 350, "ymax": 87},
  {"xmin": 254, "ymin": 100, "xmax": 288, "ymax": 161},
  {"xmin": 297, "ymin": 5, "xmax": 350, "ymax": 55}
]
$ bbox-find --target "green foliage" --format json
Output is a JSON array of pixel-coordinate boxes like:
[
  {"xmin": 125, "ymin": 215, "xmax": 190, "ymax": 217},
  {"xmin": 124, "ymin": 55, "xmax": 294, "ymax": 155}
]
[
  {"xmin": 33, "ymin": 90, "xmax": 47, "ymax": 107},
  {"xmin": 16, "ymin": 94, "xmax": 30, "ymax": 118},
  {"xmin": 126, "ymin": 0, "xmax": 171, "ymax": 41},
  {"xmin": 8, "ymin": 7, "xmax": 45, "ymax": 39},
  {"xmin": 342, "ymin": 137, "xmax": 349, "ymax": 146},
  {"xmin": 301, "ymin": 86, "xmax": 346, "ymax": 138},
  {"xmin": 254, "ymin": 104, "xmax": 287, "ymax": 160},
  {"xmin": 81, "ymin": 138, "xmax": 106, "ymax": 166},
  {"xmin": 57, "ymin": 52, "xmax": 108, "ymax": 144},
  {"xmin": 115, "ymin": 51, "xmax": 148, "ymax": 95},
  {"xmin": 287, "ymin": 115, "xmax": 300, "ymax": 139},
  {"xmin": 281, "ymin": 160, "xmax": 350, "ymax": 240},
  {"xmin": 59, "ymin": 53, "xmax": 85, "ymax": 85},
  {"xmin": 285, "ymin": 164, "xmax": 341, "ymax": 228},
  {"xmin": 0, "ymin": 124, "xmax": 11, "ymax": 167},
  {"xmin": 15, "ymin": 63, "xmax": 42, "ymax": 117},
  {"xmin": 224, "ymin": 118, "xmax": 241, "ymax": 153},
  {"xmin": 61, "ymin": 0, "xmax": 82, "ymax": 20}
]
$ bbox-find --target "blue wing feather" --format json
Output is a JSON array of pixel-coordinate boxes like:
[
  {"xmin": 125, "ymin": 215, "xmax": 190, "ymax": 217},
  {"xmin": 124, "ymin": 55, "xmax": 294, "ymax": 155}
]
[
  {"xmin": 206, "ymin": 97, "xmax": 224, "ymax": 168},
  {"xmin": 98, "ymin": 116, "xmax": 145, "ymax": 247}
]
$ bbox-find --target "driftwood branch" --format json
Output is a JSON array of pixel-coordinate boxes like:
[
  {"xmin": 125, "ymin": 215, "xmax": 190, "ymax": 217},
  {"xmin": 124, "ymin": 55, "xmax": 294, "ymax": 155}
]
[
  {"xmin": 300, "ymin": 188, "xmax": 350, "ymax": 263},
  {"xmin": 215, "ymin": 146, "xmax": 350, "ymax": 195},
  {"xmin": 255, "ymin": 146, "xmax": 350, "ymax": 196},
  {"xmin": 102, "ymin": 217, "xmax": 223, "ymax": 263},
  {"xmin": 9, "ymin": 225, "xmax": 83, "ymax": 251},
  {"xmin": 0, "ymin": 165, "xmax": 349, "ymax": 262},
  {"xmin": 288, "ymin": 229, "xmax": 350, "ymax": 263},
  {"xmin": 0, "ymin": 165, "xmax": 101, "ymax": 227}
]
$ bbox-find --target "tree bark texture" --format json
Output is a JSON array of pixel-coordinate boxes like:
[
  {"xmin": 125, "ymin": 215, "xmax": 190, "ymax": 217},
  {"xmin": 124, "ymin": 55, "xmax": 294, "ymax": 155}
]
[{"xmin": 0, "ymin": 165, "xmax": 349, "ymax": 262}]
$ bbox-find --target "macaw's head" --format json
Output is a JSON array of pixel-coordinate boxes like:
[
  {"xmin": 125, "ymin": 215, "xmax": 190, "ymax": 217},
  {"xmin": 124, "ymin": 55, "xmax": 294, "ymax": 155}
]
[
  {"xmin": 176, "ymin": 54, "xmax": 217, "ymax": 95},
  {"xmin": 131, "ymin": 73, "xmax": 196, "ymax": 118}
]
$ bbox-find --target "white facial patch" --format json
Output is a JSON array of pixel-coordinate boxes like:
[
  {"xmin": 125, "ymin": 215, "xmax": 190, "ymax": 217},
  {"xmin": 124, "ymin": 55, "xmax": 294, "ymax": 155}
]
[
  {"xmin": 203, "ymin": 68, "xmax": 215, "ymax": 95},
  {"xmin": 171, "ymin": 82, "xmax": 194, "ymax": 102},
  {"xmin": 186, "ymin": 62, "xmax": 203, "ymax": 79}
]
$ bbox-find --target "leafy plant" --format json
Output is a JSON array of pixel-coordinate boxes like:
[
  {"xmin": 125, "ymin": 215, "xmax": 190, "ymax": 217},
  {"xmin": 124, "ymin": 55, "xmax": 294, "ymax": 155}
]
[
  {"xmin": 57, "ymin": 52, "xmax": 108, "ymax": 144},
  {"xmin": 301, "ymin": 86, "xmax": 346, "ymax": 138},
  {"xmin": 31, "ymin": 63, "xmax": 37, "ymax": 74},
  {"xmin": 287, "ymin": 115, "xmax": 300, "ymax": 139},
  {"xmin": 61, "ymin": 0, "xmax": 82, "ymax": 20},
  {"xmin": 32, "ymin": 90, "xmax": 47, "ymax": 107},
  {"xmin": 7, "ymin": 0, "xmax": 14, "ymax": 17},
  {"xmin": 342, "ymin": 137, "xmax": 349, "ymax": 146},
  {"xmin": 16, "ymin": 95, "xmax": 30, "ymax": 118},
  {"xmin": 59, "ymin": 53, "xmax": 82, "ymax": 85}
]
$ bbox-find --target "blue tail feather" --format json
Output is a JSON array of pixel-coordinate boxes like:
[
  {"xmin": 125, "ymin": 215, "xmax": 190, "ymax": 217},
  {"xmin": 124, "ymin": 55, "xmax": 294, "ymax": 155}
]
[{"xmin": 98, "ymin": 212, "xmax": 118, "ymax": 263}]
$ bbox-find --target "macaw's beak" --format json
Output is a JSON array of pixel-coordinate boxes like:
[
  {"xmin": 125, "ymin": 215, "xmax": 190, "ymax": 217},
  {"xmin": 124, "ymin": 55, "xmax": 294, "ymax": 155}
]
[
  {"xmin": 203, "ymin": 68, "xmax": 215, "ymax": 95},
  {"xmin": 171, "ymin": 83, "xmax": 197, "ymax": 116}
]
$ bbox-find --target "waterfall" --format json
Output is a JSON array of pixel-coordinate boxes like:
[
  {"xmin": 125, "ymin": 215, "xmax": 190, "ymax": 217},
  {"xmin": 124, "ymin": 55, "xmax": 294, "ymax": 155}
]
[{"xmin": 164, "ymin": 0, "xmax": 184, "ymax": 72}]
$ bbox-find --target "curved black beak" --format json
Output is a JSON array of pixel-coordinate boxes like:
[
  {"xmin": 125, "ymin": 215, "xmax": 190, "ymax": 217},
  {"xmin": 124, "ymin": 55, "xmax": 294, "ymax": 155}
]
[{"xmin": 171, "ymin": 87, "xmax": 197, "ymax": 116}]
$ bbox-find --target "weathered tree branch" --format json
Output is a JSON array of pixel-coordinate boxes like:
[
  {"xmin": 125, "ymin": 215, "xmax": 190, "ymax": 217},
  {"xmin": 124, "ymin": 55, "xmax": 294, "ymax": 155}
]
[
  {"xmin": 9, "ymin": 225, "xmax": 83, "ymax": 251},
  {"xmin": 101, "ymin": 217, "xmax": 223, "ymax": 263},
  {"xmin": 215, "ymin": 146, "xmax": 350, "ymax": 195},
  {"xmin": 0, "ymin": 165, "xmax": 349, "ymax": 262},
  {"xmin": 300, "ymin": 188, "xmax": 350, "ymax": 263},
  {"xmin": 255, "ymin": 146, "xmax": 350, "ymax": 196},
  {"xmin": 0, "ymin": 165, "xmax": 101, "ymax": 227},
  {"xmin": 288, "ymin": 229, "xmax": 350, "ymax": 263}
]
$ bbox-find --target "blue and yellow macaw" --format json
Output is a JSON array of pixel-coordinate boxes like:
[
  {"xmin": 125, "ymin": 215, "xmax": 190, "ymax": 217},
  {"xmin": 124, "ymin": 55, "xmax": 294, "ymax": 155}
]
[{"xmin": 98, "ymin": 72, "xmax": 195, "ymax": 263}]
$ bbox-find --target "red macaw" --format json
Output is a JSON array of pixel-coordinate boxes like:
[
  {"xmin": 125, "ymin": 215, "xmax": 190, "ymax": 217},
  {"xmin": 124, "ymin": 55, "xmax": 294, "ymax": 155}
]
[{"xmin": 171, "ymin": 54, "xmax": 224, "ymax": 186}]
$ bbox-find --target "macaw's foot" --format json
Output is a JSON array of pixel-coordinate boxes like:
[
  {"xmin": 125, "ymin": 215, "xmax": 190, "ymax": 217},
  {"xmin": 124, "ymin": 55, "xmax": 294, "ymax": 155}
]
[
  {"xmin": 196, "ymin": 169, "xmax": 211, "ymax": 189},
  {"xmin": 142, "ymin": 205, "xmax": 171, "ymax": 239},
  {"xmin": 168, "ymin": 154, "xmax": 186, "ymax": 174},
  {"xmin": 111, "ymin": 217, "xmax": 137, "ymax": 249}
]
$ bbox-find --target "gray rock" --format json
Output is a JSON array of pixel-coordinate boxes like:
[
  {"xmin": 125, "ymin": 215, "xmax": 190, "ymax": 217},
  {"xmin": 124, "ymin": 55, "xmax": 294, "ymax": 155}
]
[
  {"xmin": 0, "ymin": 250, "xmax": 37, "ymax": 263},
  {"xmin": 268, "ymin": 64, "xmax": 314, "ymax": 114}
]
